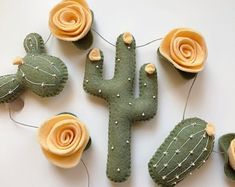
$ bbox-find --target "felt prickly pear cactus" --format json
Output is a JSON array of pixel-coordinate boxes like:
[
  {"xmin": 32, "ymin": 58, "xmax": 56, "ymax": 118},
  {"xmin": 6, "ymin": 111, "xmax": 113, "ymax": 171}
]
[
  {"xmin": 148, "ymin": 118, "xmax": 215, "ymax": 186},
  {"xmin": 0, "ymin": 33, "xmax": 68, "ymax": 103},
  {"xmin": 83, "ymin": 32, "xmax": 158, "ymax": 182}
]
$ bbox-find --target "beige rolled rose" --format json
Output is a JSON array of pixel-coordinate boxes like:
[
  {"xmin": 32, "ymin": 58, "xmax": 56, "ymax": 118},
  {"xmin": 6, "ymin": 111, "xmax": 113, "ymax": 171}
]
[
  {"xmin": 49, "ymin": 0, "xmax": 92, "ymax": 41},
  {"xmin": 38, "ymin": 113, "xmax": 90, "ymax": 168},
  {"xmin": 159, "ymin": 28, "xmax": 207, "ymax": 73}
]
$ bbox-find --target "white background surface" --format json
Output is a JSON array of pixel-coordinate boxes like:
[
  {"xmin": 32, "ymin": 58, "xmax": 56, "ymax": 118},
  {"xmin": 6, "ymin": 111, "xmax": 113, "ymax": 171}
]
[{"xmin": 0, "ymin": 0, "xmax": 235, "ymax": 186}]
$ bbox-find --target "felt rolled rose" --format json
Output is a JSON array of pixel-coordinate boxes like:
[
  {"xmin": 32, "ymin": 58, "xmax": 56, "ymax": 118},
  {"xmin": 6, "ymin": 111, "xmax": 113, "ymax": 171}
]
[
  {"xmin": 49, "ymin": 0, "xmax": 93, "ymax": 49},
  {"xmin": 38, "ymin": 113, "xmax": 90, "ymax": 168},
  {"xmin": 159, "ymin": 28, "xmax": 207, "ymax": 73}
]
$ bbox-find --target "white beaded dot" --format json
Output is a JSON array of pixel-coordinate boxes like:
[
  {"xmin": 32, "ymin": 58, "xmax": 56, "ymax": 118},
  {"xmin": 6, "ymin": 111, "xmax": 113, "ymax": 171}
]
[
  {"xmin": 128, "ymin": 78, "xmax": 131, "ymax": 81},
  {"xmin": 8, "ymin": 90, "xmax": 12, "ymax": 94},
  {"xmin": 111, "ymin": 146, "xmax": 114, "ymax": 150},
  {"xmin": 190, "ymin": 172, "xmax": 193, "ymax": 175},
  {"xmin": 128, "ymin": 102, "xmax": 132, "ymax": 106},
  {"xmin": 96, "ymin": 65, "xmax": 99, "ymax": 68},
  {"xmin": 178, "ymin": 163, "xmax": 182, "ymax": 167},
  {"xmin": 162, "ymin": 176, "xmax": 166, "ymax": 180},
  {"xmin": 35, "ymin": 66, "xmax": 39, "ymax": 70},
  {"xmin": 190, "ymin": 150, "xmax": 194, "ymax": 155},
  {"xmin": 41, "ymin": 82, "xmax": 45, "ymax": 87},
  {"xmin": 117, "ymin": 94, "xmax": 120, "ymax": 97},
  {"xmin": 173, "ymin": 137, "xmax": 177, "ymax": 141},
  {"xmin": 175, "ymin": 175, "xmax": 179, "ymax": 179},
  {"xmin": 52, "ymin": 74, "xmax": 56, "ymax": 77},
  {"xmin": 85, "ymin": 80, "xmax": 89, "ymax": 83},
  {"xmin": 190, "ymin": 135, "xmax": 194, "ymax": 139},
  {"xmin": 117, "ymin": 168, "xmax": 120, "ymax": 172},
  {"xmin": 153, "ymin": 96, "xmax": 156, "ymax": 99},
  {"xmin": 163, "ymin": 151, "xmax": 168, "ymax": 155},
  {"xmin": 22, "ymin": 73, "xmax": 25, "ymax": 77},
  {"xmin": 117, "ymin": 58, "xmax": 121, "ymax": 62},
  {"xmin": 98, "ymin": 89, "xmax": 102, "ymax": 93},
  {"xmin": 142, "ymin": 113, "xmax": 145, "ymax": 116},
  {"xmin": 144, "ymin": 83, "xmax": 147, "ymax": 86},
  {"xmin": 204, "ymin": 148, "xmax": 207, "ymax": 152},
  {"xmin": 153, "ymin": 164, "xmax": 157, "ymax": 168},
  {"xmin": 115, "ymin": 121, "xmax": 118, "ymax": 125},
  {"xmin": 175, "ymin": 149, "xmax": 180, "ymax": 154},
  {"xmin": 164, "ymin": 163, "xmax": 168, "ymax": 167},
  {"xmin": 191, "ymin": 163, "xmax": 195, "ymax": 166},
  {"xmin": 126, "ymin": 140, "xmax": 130, "ymax": 144},
  {"xmin": 203, "ymin": 160, "xmax": 206, "ymax": 163},
  {"xmin": 128, "ymin": 46, "xmax": 131, "ymax": 49}
]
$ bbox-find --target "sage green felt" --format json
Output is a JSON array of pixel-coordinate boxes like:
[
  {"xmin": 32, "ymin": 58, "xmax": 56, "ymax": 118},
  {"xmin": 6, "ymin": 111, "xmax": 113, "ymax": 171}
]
[
  {"xmin": 73, "ymin": 30, "xmax": 93, "ymax": 50},
  {"xmin": 148, "ymin": 118, "xmax": 214, "ymax": 186},
  {"xmin": 0, "ymin": 74, "xmax": 24, "ymax": 103},
  {"xmin": 0, "ymin": 33, "xmax": 68, "ymax": 103},
  {"xmin": 157, "ymin": 49, "xmax": 197, "ymax": 79},
  {"xmin": 219, "ymin": 133, "xmax": 235, "ymax": 180},
  {"xmin": 83, "ymin": 33, "xmax": 158, "ymax": 182}
]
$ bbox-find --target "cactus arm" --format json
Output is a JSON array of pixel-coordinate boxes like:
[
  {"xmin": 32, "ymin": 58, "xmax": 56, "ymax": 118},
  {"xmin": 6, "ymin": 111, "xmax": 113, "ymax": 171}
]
[
  {"xmin": 0, "ymin": 74, "xmax": 24, "ymax": 103},
  {"xmin": 113, "ymin": 34, "xmax": 136, "ymax": 85},
  {"xmin": 24, "ymin": 33, "xmax": 45, "ymax": 54},
  {"xmin": 131, "ymin": 64, "xmax": 158, "ymax": 120},
  {"xmin": 83, "ymin": 50, "xmax": 113, "ymax": 100}
]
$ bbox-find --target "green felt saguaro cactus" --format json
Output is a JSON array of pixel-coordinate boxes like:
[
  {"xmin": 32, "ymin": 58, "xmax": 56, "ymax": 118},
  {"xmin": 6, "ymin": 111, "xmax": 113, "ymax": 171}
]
[
  {"xmin": 0, "ymin": 33, "xmax": 68, "ymax": 103},
  {"xmin": 148, "ymin": 118, "xmax": 215, "ymax": 186},
  {"xmin": 83, "ymin": 32, "xmax": 158, "ymax": 182}
]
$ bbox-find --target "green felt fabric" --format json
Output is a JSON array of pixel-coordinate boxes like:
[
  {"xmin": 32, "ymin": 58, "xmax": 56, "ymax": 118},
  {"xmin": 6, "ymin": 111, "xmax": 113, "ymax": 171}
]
[
  {"xmin": 148, "ymin": 118, "xmax": 214, "ymax": 186},
  {"xmin": 219, "ymin": 133, "xmax": 235, "ymax": 180},
  {"xmin": 0, "ymin": 74, "xmax": 24, "ymax": 103},
  {"xmin": 0, "ymin": 33, "xmax": 68, "ymax": 103},
  {"xmin": 83, "ymin": 33, "xmax": 158, "ymax": 182}
]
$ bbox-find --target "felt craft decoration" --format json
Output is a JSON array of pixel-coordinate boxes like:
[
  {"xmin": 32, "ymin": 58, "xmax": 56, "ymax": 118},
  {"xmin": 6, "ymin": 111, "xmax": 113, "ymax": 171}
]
[
  {"xmin": 0, "ymin": 33, "xmax": 68, "ymax": 103},
  {"xmin": 83, "ymin": 32, "xmax": 158, "ymax": 182},
  {"xmin": 38, "ymin": 113, "xmax": 91, "ymax": 168},
  {"xmin": 158, "ymin": 28, "xmax": 207, "ymax": 77},
  {"xmin": 148, "ymin": 118, "xmax": 215, "ymax": 186},
  {"xmin": 49, "ymin": 0, "xmax": 94, "ymax": 50},
  {"xmin": 219, "ymin": 133, "xmax": 235, "ymax": 180}
]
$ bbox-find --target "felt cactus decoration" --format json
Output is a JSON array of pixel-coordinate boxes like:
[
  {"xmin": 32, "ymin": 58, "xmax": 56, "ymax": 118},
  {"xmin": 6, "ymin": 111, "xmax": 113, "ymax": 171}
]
[
  {"xmin": 0, "ymin": 33, "xmax": 68, "ymax": 103},
  {"xmin": 148, "ymin": 118, "xmax": 215, "ymax": 186},
  {"xmin": 83, "ymin": 32, "xmax": 158, "ymax": 182}
]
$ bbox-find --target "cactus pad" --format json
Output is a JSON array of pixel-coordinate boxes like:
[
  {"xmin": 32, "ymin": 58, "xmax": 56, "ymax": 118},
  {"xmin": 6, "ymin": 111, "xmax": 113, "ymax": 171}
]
[
  {"xmin": 0, "ymin": 33, "xmax": 68, "ymax": 103},
  {"xmin": 83, "ymin": 33, "xmax": 158, "ymax": 182},
  {"xmin": 0, "ymin": 74, "xmax": 24, "ymax": 103},
  {"xmin": 219, "ymin": 133, "xmax": 235, "ymax": 180},
  {"xmin": 148, "ymin": 118, "xmax": 214, "ymax": 186}
]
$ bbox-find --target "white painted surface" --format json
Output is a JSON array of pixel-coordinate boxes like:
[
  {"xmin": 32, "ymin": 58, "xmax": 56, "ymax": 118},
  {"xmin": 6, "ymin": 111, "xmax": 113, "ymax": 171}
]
[{"xmin": 0, "ymin": 0, "xmax": 234, "ymax": 186}]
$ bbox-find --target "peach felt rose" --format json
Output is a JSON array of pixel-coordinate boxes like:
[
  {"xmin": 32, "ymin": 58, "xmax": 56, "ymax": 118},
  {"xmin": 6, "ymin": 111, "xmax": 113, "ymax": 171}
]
[
  {"xmin": 49, "ymin": 0, "xmax": 92, "ymax": 41},
  {"xmin": 38, "ymin": 113, "xmax": 90, "ymax": 168},
  {"xmin": 159, "ymin": 28, "xmax": 207, "ymax": 73}
]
